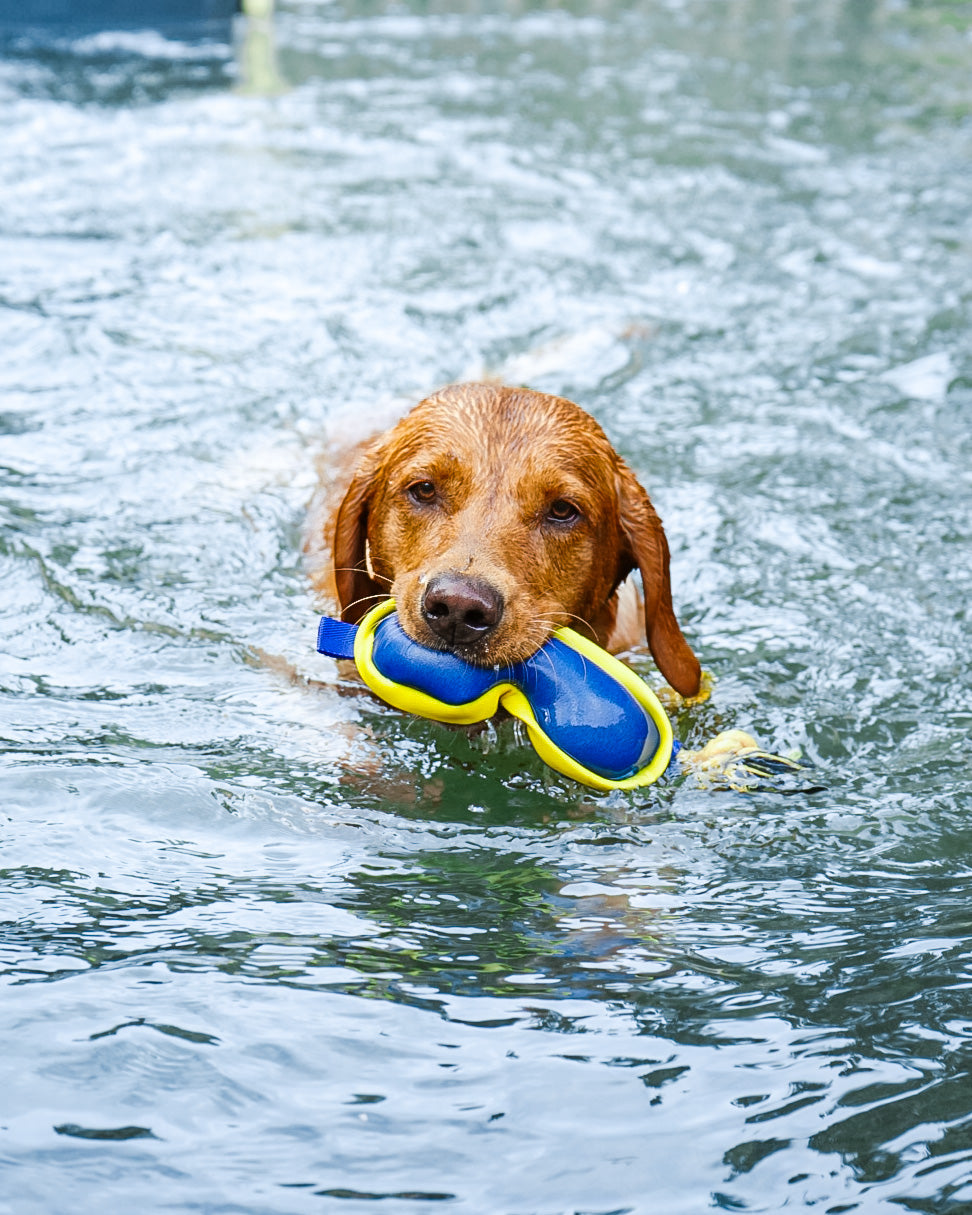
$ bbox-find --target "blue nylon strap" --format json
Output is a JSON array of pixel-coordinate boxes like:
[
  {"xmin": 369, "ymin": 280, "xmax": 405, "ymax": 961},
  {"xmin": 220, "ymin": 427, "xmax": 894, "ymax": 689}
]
[{"xmin": 317, "ymin": 616, "xmax": 358, "ymax": 660}]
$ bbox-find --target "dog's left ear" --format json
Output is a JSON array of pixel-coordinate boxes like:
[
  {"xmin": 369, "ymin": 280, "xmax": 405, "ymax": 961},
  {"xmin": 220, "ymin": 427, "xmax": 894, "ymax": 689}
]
[
  {"xmin": 617, "ymin": 464, "xmax": 701, "ymax": 698},
  {"xmin": 332, "ymin": 446, "xmax": 386, "ymax": 624}
]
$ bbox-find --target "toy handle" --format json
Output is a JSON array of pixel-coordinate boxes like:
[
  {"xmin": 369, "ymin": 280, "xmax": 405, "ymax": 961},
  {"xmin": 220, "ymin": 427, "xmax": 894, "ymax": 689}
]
[{"xmin": 317, "ymin": 616, "xmax": 357, "ymax": 660}]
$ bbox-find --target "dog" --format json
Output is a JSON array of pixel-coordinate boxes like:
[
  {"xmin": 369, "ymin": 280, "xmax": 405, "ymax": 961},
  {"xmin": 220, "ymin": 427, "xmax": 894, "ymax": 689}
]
[{"xmin": 307, "ymin": 381, "xmax": 701, "ymax": 700}]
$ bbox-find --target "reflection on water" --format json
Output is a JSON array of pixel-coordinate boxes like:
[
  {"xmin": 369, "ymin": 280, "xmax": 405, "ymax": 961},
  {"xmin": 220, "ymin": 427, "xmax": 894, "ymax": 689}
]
[{"xmin": 1, "ymin": 0, "xmax": 971, "ymax": 1211}]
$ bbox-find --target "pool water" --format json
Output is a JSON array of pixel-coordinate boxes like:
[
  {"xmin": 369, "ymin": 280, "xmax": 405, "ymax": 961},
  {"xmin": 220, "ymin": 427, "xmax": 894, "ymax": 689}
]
[{"xmin": 1, "ymin": 2, "xmax": 971, "ymax": 1211}]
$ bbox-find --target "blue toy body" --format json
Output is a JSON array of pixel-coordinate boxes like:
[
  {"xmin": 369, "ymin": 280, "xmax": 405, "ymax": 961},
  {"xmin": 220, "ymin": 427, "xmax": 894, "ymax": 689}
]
[{"xmin": 371, "ymin": 614, "xmax": 659, "ymax": 781}]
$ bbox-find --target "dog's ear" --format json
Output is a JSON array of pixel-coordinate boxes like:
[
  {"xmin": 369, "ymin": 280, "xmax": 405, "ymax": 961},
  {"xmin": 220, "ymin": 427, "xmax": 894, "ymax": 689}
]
[
  {"xmin": 617, "ymin": 464, "xmax": 701, "ymax": 697},
  {"xmin": 332, "ymin": 446, "xmax": 386, "ymax": 623}
]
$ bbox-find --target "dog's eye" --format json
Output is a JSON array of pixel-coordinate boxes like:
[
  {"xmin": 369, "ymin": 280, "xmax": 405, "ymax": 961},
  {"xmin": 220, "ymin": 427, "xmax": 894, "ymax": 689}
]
[
  {"xmin": 407, "ymin": 480, "xmax": 437, "ymax": 505},
  {"xmin": 546, "ymin": 499, "xmax": 581, "ymax": 524}
]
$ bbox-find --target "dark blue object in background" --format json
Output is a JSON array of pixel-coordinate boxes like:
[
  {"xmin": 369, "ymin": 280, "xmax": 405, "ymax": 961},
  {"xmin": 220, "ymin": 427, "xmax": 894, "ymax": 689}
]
[{"xmin": 0, "ymin": 0, "xmax": 241, "ymax": 37}]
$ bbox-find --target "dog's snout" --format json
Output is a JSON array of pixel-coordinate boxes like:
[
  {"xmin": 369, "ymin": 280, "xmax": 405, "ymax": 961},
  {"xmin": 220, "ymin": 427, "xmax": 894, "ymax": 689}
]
[{"xmin": 421, "ymin": 574, "xmax": 504, "ymax": 647}]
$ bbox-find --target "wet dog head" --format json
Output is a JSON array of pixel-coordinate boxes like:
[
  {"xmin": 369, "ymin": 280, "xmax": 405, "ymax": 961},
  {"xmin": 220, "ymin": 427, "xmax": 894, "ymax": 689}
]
[{"xmin": 332, "ymin": 383, "xmax": 700, "ymax": 697}]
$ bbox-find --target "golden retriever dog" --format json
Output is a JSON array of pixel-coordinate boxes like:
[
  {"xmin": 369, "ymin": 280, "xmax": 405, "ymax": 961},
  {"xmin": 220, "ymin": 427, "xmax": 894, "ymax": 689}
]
[{"xmin": 307, "ymin": 382, "xmax": 701, "ymax": 699}]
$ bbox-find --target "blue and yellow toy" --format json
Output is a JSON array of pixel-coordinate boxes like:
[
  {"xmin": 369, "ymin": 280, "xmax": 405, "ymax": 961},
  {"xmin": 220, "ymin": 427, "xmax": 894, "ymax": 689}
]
[{"xmin": 316, "ymin": 599, "xmax": 674, "ymax": 792}]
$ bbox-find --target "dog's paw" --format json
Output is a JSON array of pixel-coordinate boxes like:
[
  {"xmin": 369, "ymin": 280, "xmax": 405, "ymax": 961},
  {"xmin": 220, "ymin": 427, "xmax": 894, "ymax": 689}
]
[{"xmin": 657, "ymin": 669, "xmax": 714, "ymax": 709}]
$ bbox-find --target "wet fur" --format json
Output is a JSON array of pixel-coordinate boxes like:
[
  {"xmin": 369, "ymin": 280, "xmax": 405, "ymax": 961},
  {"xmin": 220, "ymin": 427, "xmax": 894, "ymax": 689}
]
[{"xmin": 307, "ymin": 383, "xmax": 700, "ymax": 698}]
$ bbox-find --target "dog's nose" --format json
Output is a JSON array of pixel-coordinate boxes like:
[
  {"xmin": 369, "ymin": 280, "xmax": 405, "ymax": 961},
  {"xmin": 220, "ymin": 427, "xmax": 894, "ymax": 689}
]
[{"xmin": 421, "ymin": 574, "xmax": 504, "ymax": 648}]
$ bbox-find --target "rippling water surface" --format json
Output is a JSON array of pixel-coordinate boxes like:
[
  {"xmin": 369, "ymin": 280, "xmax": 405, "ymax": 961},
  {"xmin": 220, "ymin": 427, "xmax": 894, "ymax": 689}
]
[{"xmin": 2, "ymin": 2, "xmax": 971, "ymax": 1211}]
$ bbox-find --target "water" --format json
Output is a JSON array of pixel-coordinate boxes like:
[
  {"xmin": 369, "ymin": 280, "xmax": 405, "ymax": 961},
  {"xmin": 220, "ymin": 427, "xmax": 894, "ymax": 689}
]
[{"xmin": 1, "ymin": 1, "xmax": 971, "ymax": 1211}]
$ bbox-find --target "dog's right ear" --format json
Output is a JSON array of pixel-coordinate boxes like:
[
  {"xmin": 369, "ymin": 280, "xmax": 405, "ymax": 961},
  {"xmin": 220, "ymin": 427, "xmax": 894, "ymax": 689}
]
[
  {"xmin": 617, "ymin": 463, "xmax": 702, "ymax": 699},
  {"xmin": 332, "ymin": 446, "xmax": 386, "ymax": 623}
]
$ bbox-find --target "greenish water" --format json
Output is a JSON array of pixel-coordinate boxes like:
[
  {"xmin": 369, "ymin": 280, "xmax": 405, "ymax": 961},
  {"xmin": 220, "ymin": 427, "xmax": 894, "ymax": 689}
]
[{"xmin": 1, "ymin": 1, "xmax": 971, "ymax": 1211}]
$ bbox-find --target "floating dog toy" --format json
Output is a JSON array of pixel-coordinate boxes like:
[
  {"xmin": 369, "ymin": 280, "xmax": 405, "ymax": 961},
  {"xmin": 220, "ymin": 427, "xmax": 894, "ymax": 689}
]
[
  {"xmin": 678, "ymin": 729, "xmax": 818, "ymax": 794},
  {"xmin": 316, "ymin": 599, "xmax": 674, "ymax": 792}
]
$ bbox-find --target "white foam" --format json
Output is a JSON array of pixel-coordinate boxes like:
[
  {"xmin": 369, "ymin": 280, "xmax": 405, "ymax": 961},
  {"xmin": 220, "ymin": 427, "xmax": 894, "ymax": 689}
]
[{"xmin": 880, "ymin": 352, "xmax": 955, "ymax": 402}]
